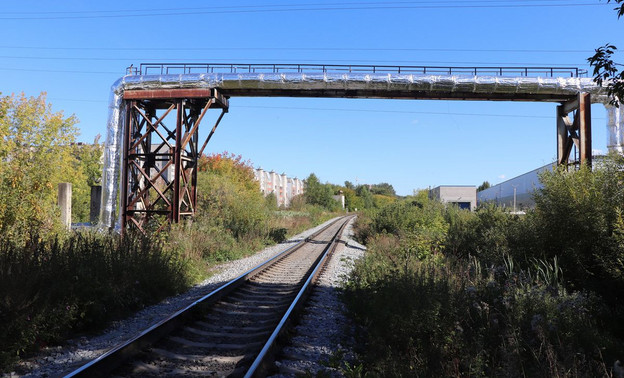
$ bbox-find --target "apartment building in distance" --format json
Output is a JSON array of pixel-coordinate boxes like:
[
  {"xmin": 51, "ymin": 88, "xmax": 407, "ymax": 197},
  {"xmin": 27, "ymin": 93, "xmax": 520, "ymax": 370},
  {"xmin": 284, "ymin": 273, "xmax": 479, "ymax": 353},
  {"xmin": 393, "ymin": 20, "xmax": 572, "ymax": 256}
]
[{"xmin": 253, "ymin": 168, "xmax": 304, "ymax": 208}]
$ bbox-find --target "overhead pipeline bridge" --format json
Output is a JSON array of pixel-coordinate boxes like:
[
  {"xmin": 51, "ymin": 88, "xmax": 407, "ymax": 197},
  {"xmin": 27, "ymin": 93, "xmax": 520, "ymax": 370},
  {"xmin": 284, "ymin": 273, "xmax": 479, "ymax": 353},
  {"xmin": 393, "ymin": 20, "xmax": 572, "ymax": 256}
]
[
  {"xmin": 125, "ymin": 63, "xmax": 591, "ymax": 101},
  {"xmin": 101, "ymin": 63, "xmax": 623, "ymax": 233}
]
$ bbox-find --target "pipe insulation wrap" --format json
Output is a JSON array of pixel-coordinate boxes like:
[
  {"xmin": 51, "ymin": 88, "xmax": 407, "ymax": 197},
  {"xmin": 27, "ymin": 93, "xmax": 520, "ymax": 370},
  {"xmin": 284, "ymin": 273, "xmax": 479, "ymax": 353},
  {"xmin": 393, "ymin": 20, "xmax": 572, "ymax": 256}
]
[
  {"xmin": 99, "ymin": 72, "xmax": 617, "ymax": 229},
  {"xmin": 99, "ymin": 77, "xmax": 126, "ymax": 229},
  {"xmin": 109, "ymin": 73, "xmax": 607, "ymax": 98},
  {"xmin": 607, "ymin": 105, "xmax": 624, "ymax": 154}
]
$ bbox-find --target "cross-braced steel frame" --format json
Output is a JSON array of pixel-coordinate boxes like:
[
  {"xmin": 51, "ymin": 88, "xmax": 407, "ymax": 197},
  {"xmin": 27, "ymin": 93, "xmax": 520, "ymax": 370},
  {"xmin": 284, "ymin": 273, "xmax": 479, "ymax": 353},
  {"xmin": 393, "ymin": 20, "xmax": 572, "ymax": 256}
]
[
  {"xmin": 121, "ymin": 88, "xmax": 228, "ymax": 234},
  {"xmin": 557, "ymin": 93, "xmax": 592, "ymax": 168}
]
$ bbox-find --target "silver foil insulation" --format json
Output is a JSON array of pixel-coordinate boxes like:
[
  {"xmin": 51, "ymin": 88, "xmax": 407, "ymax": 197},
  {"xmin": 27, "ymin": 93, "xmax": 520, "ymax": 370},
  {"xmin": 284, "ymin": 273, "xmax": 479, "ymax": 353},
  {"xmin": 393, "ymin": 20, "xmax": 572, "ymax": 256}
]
[{"xmin": 607, "ymin": 104, "xmax": 624, "ymax": 154}]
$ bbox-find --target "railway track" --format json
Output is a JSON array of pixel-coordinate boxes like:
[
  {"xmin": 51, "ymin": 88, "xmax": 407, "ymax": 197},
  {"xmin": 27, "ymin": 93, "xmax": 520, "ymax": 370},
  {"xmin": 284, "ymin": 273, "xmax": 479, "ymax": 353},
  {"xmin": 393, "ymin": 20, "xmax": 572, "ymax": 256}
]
[{"xmin": 65, "ymin": 215, "xmax": 353, "ymax": 377}]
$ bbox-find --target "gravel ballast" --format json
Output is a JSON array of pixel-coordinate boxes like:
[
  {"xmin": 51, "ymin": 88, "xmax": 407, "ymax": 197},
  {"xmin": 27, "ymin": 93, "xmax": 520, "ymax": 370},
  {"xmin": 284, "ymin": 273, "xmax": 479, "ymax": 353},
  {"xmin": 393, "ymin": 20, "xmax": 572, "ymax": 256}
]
[{"xmin": 5, "ymin": 216, "xmax": 365, "ymax": 377}]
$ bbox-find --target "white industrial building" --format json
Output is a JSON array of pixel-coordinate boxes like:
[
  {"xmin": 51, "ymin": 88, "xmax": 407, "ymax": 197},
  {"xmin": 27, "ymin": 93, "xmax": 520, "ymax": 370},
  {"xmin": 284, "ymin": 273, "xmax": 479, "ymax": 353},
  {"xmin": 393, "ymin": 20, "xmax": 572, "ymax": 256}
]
[{"xmin": 429, "ymin": 185, "xmax": 477, "ymax": 211}]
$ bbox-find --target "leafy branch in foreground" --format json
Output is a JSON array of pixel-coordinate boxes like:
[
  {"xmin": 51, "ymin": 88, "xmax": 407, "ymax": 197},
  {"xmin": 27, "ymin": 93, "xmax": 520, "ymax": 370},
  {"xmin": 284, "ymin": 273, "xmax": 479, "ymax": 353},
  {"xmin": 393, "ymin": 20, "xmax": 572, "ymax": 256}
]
[
  {"xmin": 588, "ymin": 43, "xmax": 624, "ymax": 106},
  {"xmin": 588, "ymin": 0, "xmax": 624, "ymax": 106}
]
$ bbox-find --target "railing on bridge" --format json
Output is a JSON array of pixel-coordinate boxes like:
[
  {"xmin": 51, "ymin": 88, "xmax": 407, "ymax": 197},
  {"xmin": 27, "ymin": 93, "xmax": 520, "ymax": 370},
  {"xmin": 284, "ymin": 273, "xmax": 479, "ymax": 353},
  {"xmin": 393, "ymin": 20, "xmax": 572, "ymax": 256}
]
[{"xmin": 128, "ymin": 63, "xmax": 588, "ymax": 78}]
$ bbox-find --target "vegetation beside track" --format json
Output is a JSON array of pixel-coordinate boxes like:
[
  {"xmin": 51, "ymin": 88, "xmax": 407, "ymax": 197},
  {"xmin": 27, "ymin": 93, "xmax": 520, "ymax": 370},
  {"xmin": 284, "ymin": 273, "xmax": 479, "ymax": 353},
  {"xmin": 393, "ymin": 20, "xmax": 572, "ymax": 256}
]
[{"xmin": 344, "ymin": 154, "xmax": 624, "ymax": 377}]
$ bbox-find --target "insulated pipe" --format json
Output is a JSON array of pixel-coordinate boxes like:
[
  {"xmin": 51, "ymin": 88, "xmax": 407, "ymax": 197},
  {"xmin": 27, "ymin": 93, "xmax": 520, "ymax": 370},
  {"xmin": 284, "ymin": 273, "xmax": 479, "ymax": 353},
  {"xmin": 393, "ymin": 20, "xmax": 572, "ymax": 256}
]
[
  {"xmin": 99, "ymin": 79, "xmax": 125, "ymax": 230},
  {"xmin": 607, "ymin": 104, "xmax": 624, "ymax": 154},
  {"xmin": 99, "ymin": 73, "xmax": 618, "ymax": 229}
]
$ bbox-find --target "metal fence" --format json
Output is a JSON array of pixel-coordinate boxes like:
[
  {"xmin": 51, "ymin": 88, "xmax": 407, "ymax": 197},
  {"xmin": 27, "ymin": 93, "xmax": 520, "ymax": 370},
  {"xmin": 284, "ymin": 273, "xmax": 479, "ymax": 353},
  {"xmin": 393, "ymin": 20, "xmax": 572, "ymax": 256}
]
[{"xmin": 129, "ymin": 63, "xmax": 587, "ymax": 78}]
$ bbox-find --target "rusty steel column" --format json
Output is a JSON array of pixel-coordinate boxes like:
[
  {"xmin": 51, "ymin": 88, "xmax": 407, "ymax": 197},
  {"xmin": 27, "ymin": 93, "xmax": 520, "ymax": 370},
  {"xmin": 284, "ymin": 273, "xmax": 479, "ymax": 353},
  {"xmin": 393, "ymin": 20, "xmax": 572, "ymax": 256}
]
[
  {"xmin": 557, "ymin": 104, "xmax": 568, "ymax": 165},
  {"xmin": 557, "ymin": 93, "xmax": 592, "ymax": 168},
  {"xmin": 120, "ymin": 89, "xmax": 228, "ymax": 235},
  {"xmin": 579, "ymin": 93, "xmax": 592, "ymax": 167}
]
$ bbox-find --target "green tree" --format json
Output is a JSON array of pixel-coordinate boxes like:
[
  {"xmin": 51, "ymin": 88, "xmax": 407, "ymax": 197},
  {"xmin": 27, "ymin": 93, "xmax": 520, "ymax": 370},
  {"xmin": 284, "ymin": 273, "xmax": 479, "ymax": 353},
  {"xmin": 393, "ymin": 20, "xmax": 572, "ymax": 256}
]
[
  {"xmin": 343, "ymin": 187, "xmax": 363, "ymax": 211},
  {"xmin": 69, "ymin": 137, "xmax": 103, "ymax": 223},
  {"xmin": 356, "ymin": 185, "xmax": 374, "ymax": 209},
  {"xmin": 370, "ymin": 182, "xmax": 396, "ymax": 196},
  {"xmin": 0, "ymin": 93, "xmax": 78, "ymax": 240},
  {"xmin": 477, "ymin": 180, "xmax": 491, "ymax": 192},
  {"xmin": 304, "ymin": 173, "xmax": 339, "ymax": 210},
  {"xmin": 76, "ymin": 135, "xmax": 103, "ymax": 187},
  {"xmin": 588, "ymin": 0, "xmax": 624, "ymax": 105}
]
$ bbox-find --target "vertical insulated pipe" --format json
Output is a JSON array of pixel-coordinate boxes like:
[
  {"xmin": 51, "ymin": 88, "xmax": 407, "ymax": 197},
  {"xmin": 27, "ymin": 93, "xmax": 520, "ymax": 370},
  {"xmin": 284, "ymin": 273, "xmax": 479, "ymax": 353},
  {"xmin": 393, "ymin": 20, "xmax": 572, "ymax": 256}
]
[
  {"xmin": 607, "ymin": 104, "xmax": 624, "ymax": 154},
  {"xmin": 99, "ymin": 87, "xmax": 125, "ymax": 230}
]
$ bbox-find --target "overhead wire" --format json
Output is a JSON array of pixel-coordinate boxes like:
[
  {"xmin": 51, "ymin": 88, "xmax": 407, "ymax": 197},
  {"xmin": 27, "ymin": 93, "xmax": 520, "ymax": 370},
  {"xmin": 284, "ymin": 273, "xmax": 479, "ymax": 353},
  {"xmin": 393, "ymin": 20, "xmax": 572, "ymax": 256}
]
[
  {"xmin": 0, "ymin": 1, "xmax": 608, "ymax": 20},
  {"xmin": 0, "ymin": 67, "xmax": 118, "ymax": 74},
  {"xmin": 0, "ymin": 56, "xmax": 594, "ymax": 67},
  {"xmin": 238, "ymin": 105, "xmax": 557, "ymax": 118},
  {"xmin": 44, "ymin": 99, "xmax": 606, "ymax": 121},
  {"xmin": 0, "ymin": 46, "xmax": 598, "ymax": 54},
  {"xmin": 1, "ymin": 0, "xmax": 591, "ymax": 15}
]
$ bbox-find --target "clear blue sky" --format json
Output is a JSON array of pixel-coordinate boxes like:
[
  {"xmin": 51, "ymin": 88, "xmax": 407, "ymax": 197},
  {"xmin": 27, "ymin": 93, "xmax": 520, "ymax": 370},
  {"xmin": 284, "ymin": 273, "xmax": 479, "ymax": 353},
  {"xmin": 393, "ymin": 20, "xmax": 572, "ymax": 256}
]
[{"xmin": 1, "ymin": 1, "xmax": 621, "ymax": 195}]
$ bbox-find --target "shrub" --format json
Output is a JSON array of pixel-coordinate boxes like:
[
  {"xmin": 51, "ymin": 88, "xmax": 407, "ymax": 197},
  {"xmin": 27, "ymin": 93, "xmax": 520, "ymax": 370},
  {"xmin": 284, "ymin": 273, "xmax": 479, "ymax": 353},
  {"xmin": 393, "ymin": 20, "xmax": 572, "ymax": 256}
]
[
  {"xmin": 197, "ymin": 153, "xmax": 271, "ymax": 240},
  {"xmin": 370, "ymin": 195, "xmax": 447, "ymax": 239},
  {"xmin": 444, "ymin": 203, "xmax": 516, "ymax": 264},
  {"xmin": 525, "ymin": 155, "xmax": 624, "ymax": 302}
]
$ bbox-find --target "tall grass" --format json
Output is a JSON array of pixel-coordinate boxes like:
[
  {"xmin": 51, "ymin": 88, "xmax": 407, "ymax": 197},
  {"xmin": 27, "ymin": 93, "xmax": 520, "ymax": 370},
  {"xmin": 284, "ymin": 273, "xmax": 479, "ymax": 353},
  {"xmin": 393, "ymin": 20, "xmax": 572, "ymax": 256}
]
[{"xmin": 0, "ymin": 231, "xmax": 192, "ymax": 371}]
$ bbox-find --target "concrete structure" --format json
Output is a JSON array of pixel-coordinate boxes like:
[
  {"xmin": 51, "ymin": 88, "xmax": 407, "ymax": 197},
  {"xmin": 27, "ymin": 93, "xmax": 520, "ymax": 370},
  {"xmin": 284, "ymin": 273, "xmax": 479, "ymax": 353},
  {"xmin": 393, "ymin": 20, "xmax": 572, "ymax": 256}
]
[
  {"xmin": 58, "ymin": 183, "xmax": 72, "ymax": 229},
  {"xmin": 90, "ymin": 186, "xmax": 102, "ymax": 225},
  {"xmin": 430, "ymin": 185, "xmax": 477, "ymax": 211},
  {"xmin": 254, "ymin": 168, "xmax": 304, "ymax": 207}
]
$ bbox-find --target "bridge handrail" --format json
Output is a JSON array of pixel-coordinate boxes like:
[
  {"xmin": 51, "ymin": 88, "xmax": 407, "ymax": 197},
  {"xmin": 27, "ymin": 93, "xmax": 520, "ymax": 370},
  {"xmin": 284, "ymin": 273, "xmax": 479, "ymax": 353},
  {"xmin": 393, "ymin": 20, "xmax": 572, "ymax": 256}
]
[{"xmin": 128, "ymin": 63, "xmax": 588, "ymax": 78}]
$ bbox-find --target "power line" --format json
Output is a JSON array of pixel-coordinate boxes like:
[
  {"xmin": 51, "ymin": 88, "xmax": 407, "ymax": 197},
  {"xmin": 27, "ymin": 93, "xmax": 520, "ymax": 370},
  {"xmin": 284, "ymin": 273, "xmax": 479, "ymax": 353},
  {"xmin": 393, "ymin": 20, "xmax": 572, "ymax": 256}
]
[
  {"xmin": 0, "ymin": 67, "xmax": 118, "ymax": 74},
  {"xmin": 0, "ymin": 46, "xmax": 596, "ymax": 54},
  {"xmin": 0, "ymin": 0, "xmax": 594, "ymax": 15},
  {"xmin": 47, "ymin": 98, "xmax": 592, "ymax": 120},
  {"xmin": 0, "ymin": 57, "xmax": 592, "ymax": 67},
  {"xmin": 0, "ymin": 2, "xmax": 607, "ymax": 20},
  {"xmin": 48, "ymin": 98, "xmax": 106, "ymax": 104},
  {"xmin": 237, "ymin": 105, "xmax": 559, "ymax": 119}
]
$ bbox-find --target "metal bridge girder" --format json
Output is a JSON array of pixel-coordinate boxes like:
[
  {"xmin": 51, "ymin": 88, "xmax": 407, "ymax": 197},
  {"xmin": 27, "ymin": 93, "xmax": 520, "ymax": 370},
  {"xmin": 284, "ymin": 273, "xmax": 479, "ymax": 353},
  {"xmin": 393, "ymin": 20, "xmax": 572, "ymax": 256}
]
[{"xmin": 121, "ymin": 88, "xmax": 228, "ymax": 234}]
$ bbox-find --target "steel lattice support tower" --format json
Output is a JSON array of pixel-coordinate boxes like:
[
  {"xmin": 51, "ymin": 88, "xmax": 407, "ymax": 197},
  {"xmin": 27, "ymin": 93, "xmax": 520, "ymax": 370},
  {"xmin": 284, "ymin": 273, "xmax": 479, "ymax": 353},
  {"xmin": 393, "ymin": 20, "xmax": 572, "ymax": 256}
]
[{"xmin": 120, "ymin": 88, "xmax": 228, "ymax": 234}]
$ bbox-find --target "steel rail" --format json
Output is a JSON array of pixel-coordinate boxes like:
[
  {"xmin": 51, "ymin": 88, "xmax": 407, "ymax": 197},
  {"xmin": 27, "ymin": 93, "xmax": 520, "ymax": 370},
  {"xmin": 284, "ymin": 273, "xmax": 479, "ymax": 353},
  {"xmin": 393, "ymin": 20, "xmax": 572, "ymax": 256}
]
[
  {"xmin": 63, "ymin": 216, "xmax": 348, "ymax": 378},
  {"xmin": 245, "ymin": 215, "xmax": 353, "ymax": 377}
]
